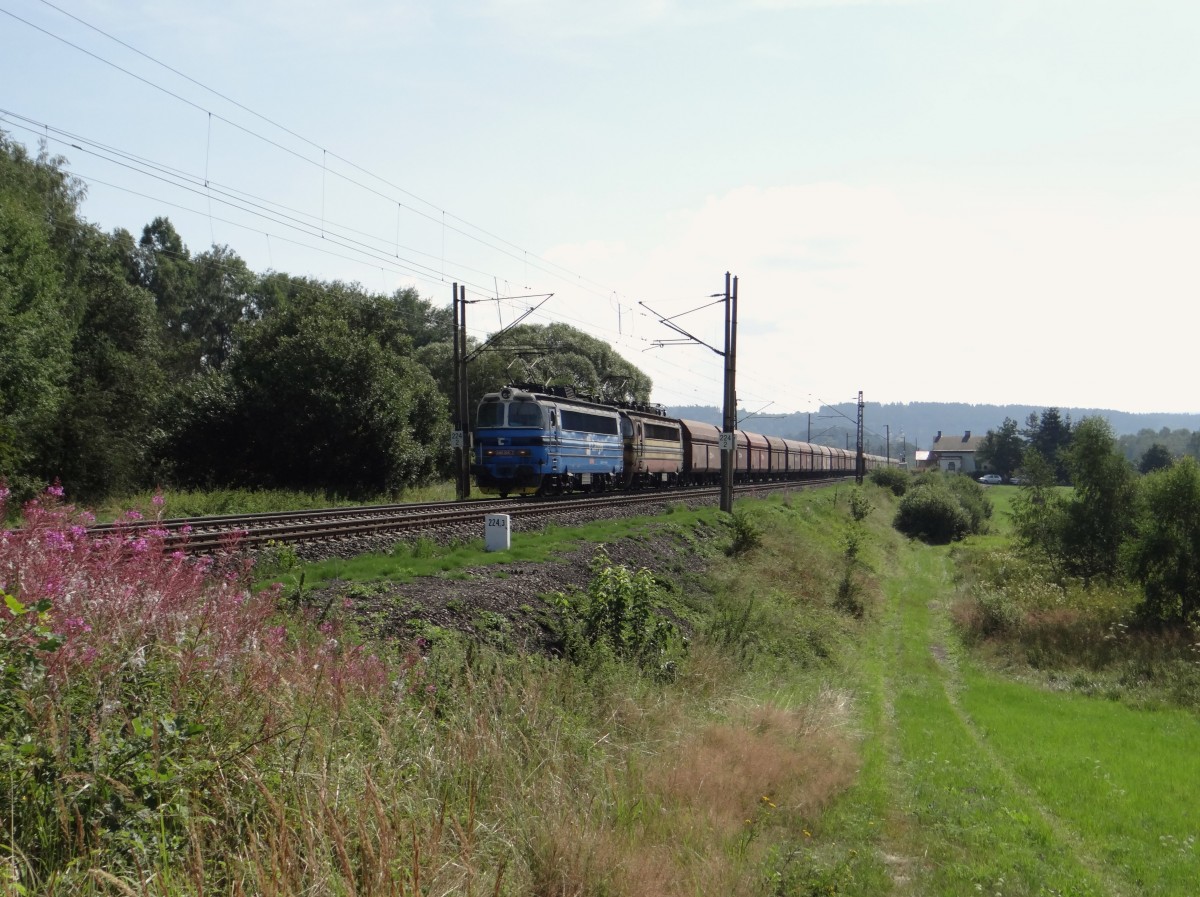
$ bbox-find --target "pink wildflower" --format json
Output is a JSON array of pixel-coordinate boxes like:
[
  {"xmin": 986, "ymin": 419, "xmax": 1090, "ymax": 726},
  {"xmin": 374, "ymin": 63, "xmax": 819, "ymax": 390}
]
[
  {"xmin": 125, "ymin": 509, "xmax": 143, "ymax": 521},
  {"xmin": 46, "ymin": 483, "xmax": 64, "ymax": 498},
  {"xmin": 60, "ymin": 617, "xmax": 92, "ymax": 636},
  {"xmin": 152, "ymin": 492, "xmax": 166, "ymax": 507}
]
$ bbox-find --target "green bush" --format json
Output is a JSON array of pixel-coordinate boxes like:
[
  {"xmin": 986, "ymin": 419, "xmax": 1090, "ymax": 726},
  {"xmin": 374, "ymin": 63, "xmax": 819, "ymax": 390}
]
[
  {"xmin": 552, "ymin": 549, "xmax": 684, "ymax": 679},
  {"xmin": 973, "ymin": 587, "xmax": 1023, "ymax": 636},
  {"xmin": 944, "ymin": 475, "xmax": 992, "ymax": 534},
  {"xmin": 869, "ymin": 466, "xmax": 911, "ymax": 496},
  {"xmin": 728, "ymin": 509, "xmax": 763, "ymax": 556},
  {"xmin": 849, "ymin": 487, "xmax": 872, "ymax": 522},
  {"xmin": 894, "ymin": 483, "xmax": 973, "ymax": 544}
]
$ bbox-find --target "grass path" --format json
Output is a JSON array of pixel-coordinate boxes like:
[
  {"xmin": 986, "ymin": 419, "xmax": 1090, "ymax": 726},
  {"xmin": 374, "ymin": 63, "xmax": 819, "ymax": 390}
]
[
  {"xmin": 835, "ymin": 534, "xmax": 1200, "ymax": 896},
  {"xmin": 852, "ymin": 543, "xmax": 1113, "ymax": 896}
]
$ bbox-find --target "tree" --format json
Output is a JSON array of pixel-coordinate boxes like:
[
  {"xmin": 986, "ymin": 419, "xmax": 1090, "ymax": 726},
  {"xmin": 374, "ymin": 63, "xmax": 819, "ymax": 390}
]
[
  {"xmin": 1058, "ymin": 417, "xmax": 1137, "ymax": 582},
  {"xmin": 137, "ymin": 217, "xmax": 197, "ymax": 377},
  {"xmin": 43, "ymin": 231, "xmax": 164, "ymax": 498},
  {"xmin": 0, "ymin": 195, "xmax": 69, "ymax": 474},
  {"xmin": 1022, "ymin": 408, "xmax": 1073, "ymax": 483},
  {"xmin": 1127, "ymin": 457, "xmax": 1200, "ymax": 624},
  {"xmin": 186, "ymin": 245, "xmax": 256, "ymax": 371},
  {"xmin": 1010, "ymin": 447, "xmax": 1067, "ymax": 567},
  {"xmin": 1138, "ymin": 443, "xmax": 1173, "ymax": 475},
  {"xmin": 1187, "ymin": 432, "xmax": 1200, "ymax": 461},
  {"xmin": 976, "ymin": 417, "xmax": 1023, "ymax": 477},
  {"xmin": 160, "ymin": 291, "xmax": 450, "ymax": 496},
  {"xmin": 0, "ymin": 135, "xmax": 81, "ymax": 487},
  {"xmin": 477, "ymin": 322, "xmax": 652, "ymax": 404}
]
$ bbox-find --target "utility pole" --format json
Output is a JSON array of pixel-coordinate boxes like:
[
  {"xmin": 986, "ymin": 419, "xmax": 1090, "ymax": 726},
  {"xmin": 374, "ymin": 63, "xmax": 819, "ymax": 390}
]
[
  {"xmin": 855, "ymin": 390, "xmax": 865, "ymax": 484},
  {"xmin": 885, "ymin": 424, "xmax": 891, "ymax": 464},
  {"xmin": 458, "ymin": 288, "xmax": 471, "ymax": 500},
  {"xmin": 639, "ymin": 272, "xmax": 739, "ymax": 514},
  {"xmin": 451, "ymin": 284, "xmax": 471, "ymax": 501},
  {"xmin": 720, "ymin": 273, "xmax": 738, "ymax": 514},
  {"xmin": 452, "ymin": 284, "xmax": 461, "ymax": 499},
  {"xmin": 451, "ymin": 288, "xmax": 555, "ymax": 501}
]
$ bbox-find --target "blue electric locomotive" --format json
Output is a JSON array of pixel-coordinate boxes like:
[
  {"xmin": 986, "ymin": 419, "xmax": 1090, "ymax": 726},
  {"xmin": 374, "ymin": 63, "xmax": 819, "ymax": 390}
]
[{"xmin": 472, "ymin": 386, "xmax": 624, "ymax": 497}]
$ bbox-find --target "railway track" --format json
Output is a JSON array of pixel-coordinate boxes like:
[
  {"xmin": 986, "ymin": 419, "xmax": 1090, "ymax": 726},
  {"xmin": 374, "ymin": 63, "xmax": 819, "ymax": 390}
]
[{"xmin": 87, "ymin": 479, "xmax": 853, "ymax": 555}]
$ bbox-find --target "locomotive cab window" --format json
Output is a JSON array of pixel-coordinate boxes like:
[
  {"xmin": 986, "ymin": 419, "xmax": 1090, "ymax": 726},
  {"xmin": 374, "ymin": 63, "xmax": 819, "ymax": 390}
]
[
  {"xmin": 508, "ymin": 400, "xmax": 544, "ymax": 428},
  {"xmin": 476, "ymin": 400, "xmax": 504, "ymax": 428},
  {"xmin": 621, "ymin": 417, "xmax": 634, "ymax": 438}
]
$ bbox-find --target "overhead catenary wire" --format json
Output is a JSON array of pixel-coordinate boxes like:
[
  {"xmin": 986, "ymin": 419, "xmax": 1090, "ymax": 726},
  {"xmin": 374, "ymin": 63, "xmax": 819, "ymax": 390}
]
[
  {"xmin": 8, "ymin": 2, "xmax": 629, "ymax": 303},
  {"xmin": 0, "ymin": 15, "xmax": 708, "ymax": 360},
  {"xmin": 0, "ymin": 111, "xmax": 502, "ymax": 294},
  {"xmin": 3, "ymin": 6, "xmax": 867, "ymax": 416}
]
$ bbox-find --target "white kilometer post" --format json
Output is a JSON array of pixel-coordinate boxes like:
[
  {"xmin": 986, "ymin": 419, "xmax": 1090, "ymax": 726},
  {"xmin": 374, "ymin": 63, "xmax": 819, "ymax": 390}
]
[{"xmin": 485, "ymin": 514, "xmax": 511, "ymax": 551}]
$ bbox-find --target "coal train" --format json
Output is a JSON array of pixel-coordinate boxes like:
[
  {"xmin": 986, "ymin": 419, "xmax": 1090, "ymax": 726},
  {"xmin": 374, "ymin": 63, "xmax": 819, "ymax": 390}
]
[{"xmin": 471, "ymin": 385, "xmax": 897, "ymax": 498}]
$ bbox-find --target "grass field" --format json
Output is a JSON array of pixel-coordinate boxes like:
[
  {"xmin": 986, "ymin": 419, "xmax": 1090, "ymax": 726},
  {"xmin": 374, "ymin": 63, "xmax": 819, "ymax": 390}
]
[
  {"xmin": 813, "ymin": 485, "xmax": 1200, "ymax": 895},
  {"xmin": 7, "ymin": 478, "xmax": 1199, "ymax": 894}
]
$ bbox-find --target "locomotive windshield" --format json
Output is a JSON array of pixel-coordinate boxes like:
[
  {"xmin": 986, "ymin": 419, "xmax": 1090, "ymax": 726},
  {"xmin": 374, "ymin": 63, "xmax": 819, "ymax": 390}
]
[
  {"xmin": 476, "ymin": 399, "xmax": 504, "ymax": 428},
  {"xmin": 507, "ymin": 399, "xmax": 544, "ymax": 427},
  {"xmin": 475, "ymin": 397, "xmax": 544, "ymax": 428}
]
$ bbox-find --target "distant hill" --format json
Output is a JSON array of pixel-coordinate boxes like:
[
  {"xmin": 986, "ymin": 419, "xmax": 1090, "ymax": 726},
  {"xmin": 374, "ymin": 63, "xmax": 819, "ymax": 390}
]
[{"xmin": 667, "ymin": 402, "xmax": 1200, "ymax": 459}]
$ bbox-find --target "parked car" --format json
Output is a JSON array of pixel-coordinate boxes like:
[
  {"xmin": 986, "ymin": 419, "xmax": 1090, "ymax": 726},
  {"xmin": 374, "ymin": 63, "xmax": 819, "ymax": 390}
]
[{"xmin": 979, "ymin": 473, "xmax": 1003, "ymax": 485}]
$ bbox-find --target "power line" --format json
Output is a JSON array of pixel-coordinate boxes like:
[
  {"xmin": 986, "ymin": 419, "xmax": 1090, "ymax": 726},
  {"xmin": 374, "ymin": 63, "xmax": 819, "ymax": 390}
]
[
  {"xmin": 11, "ymin": 2, "xmax": 633, "ymax": 308},
  {"xmin": 2, "ymin": 12, "xmax": 872, "ymax": 414},
  {"xmin": 2, "ymin": 97, "xmax": 728, "ymax": 401}
]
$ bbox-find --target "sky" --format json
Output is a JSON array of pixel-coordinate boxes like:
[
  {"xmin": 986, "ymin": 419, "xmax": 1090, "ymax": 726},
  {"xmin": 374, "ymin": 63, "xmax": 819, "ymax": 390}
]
[{"xmin": 3, "ymin": 0, "xmax": 1199, "ymax": 415}]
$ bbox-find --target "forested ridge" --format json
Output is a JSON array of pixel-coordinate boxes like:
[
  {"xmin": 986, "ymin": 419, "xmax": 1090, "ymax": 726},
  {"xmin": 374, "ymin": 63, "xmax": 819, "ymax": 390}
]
[
  {"xmin": 0, "ymin": 134, "xmax": 652, "ymax": 504},
  {"xmin": 672, "ymin": 402, "xmax": 1200, "ymax": 460}
]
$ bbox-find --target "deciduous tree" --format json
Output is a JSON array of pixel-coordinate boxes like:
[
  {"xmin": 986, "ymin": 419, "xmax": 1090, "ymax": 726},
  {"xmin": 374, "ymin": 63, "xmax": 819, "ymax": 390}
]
[
  {"xmin": 1059, "ymin": 417, "xmax": 1137, "ymax": 582},
  {"xmin": 977, "ymin": 417, "xmax": 1024, "ymax": 478},
  {"xmin": 162, "ymin": 292, "xmax": 450, "ymax": 496},
  {"xmin": 1127, "ymin": 457, "xmax": 1200, "ymax": 624}
]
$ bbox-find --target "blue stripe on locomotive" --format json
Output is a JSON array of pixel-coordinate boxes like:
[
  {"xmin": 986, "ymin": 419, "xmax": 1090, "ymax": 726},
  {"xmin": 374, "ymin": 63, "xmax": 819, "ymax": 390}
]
[{"xmin": 472, "ymin": 388, "xmax": 623, "ymax": 495}]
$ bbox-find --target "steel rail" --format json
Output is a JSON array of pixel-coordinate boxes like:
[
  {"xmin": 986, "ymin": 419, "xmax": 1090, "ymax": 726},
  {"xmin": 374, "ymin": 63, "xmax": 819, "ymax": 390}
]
[{"xmin": 143, "ymin": 478, "xmax": 850, "ymax": 554}]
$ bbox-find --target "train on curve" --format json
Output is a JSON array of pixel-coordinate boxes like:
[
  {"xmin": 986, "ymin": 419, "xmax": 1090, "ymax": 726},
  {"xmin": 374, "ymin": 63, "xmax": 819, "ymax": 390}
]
[{"xmin": 471, "ymin": 384, "xmax": 898, "ymax": 498}]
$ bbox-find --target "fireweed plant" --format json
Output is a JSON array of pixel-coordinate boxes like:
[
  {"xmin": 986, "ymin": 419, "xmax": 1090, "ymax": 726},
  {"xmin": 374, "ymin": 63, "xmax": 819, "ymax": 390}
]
[{"xmin": 0, "ymin": 483, "xmax": 397, "ymax": 890}]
